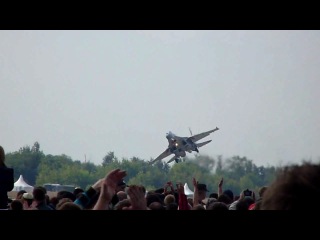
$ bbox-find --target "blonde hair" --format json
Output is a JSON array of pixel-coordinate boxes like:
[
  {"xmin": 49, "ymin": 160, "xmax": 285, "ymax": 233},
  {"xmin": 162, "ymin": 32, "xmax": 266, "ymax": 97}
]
[{"xmin": 164, "ymin": 194, "xmax": 175, "ymax": 205}]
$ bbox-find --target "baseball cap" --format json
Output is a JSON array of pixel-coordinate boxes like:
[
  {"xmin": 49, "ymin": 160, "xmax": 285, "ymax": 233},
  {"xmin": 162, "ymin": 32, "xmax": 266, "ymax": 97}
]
[
  {"xmin": 197, "ymin": 183, "xmax": 209, "ymax": 192},
  {"xmin": 22, "ymin": 193, "xmax": 34, "ymax": 200}
]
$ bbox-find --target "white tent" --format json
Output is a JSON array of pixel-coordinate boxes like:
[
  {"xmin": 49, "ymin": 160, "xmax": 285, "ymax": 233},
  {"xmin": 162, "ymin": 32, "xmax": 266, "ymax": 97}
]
[
  {"xmin": 184, "ymin": 183, "xmax": 194, "ymax": 197},
  {"xmin": 13, "ymin": 175, "xmax": 34, "ymax": 192}
]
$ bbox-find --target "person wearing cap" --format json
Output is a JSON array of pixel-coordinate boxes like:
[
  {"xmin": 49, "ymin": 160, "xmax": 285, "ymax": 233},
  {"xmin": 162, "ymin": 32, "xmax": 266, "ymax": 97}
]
[
  {"xmin": 198, "ymin": 183, "xmax": 209, "ymax": 206},
  {"xmin": 192, "ymin": 177, "xmax": 209, "ymax": 208},
  {"xmin": 22, "ymin": 192, "xmax": 34, "ymax": 209}
]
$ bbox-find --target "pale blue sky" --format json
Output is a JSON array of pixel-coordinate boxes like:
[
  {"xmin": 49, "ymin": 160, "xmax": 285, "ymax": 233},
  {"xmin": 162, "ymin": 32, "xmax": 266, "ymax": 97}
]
[{"xmin": 1, "ymin": 30, "xmax": 319, "ymax": 167}]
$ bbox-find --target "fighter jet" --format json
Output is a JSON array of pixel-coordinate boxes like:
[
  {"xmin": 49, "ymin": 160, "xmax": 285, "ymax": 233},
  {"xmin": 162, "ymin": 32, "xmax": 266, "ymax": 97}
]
[{"xmin": 149, "ymin": 127, "xmax": 219, "ymax": 165}]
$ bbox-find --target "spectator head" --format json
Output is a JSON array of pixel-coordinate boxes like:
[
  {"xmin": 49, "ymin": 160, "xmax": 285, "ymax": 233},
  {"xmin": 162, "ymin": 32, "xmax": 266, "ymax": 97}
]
[
  {"xmin": 164, "ymin": 194, "xmax": 175, "ymax": 206},
  {"xmin": 57, "ymin": 191, "xmax": 76, "ymax": 202},
  {"xmin": 236, "ymin": 198, "xmax": 255, "ymax": 210},
  {"xmin": 148, "ymin": 201, "xmax": 165, "ymax": 210},
  {"xmin": 37, "ymin": 186, "xmax": 47, "ymax": 194},
  {"xmin": 33, "ymin": 187, "xmax": 46, "ymax": 202},
  {"xmin": 223, "ymin": 189, "xmax": 234, "ymax": 201},
  {"xmin": 10, "ymin": 200, "xmax": 23, "ymax": 210},
  {"xmin": 197, "ymin": 183, "xmax": 209, "ymax": 201},
  {"xmin": 154, "ymin": 188, "xmax": 164, "ymax": 194},
  {"xmin": 49, "ymin": 196, "xmax": 59, "ymax": 209},
  {"xmin": 197, "ymin": 183, "xmax": 209, "ymax": 192},
  {"xmin": 22, "ymin": 192, "xmax": 34, "ymax": 207},
  {"xmin": 209, "ymin": 192, "xmax": 218, "ymax": 199},
  {"xmin": 203, "ymin": 197, "xmax": 217, "ymax": 208},
  {"xmin": 56, "ymin": 198, "xmax": 72, "ymax": 209},
  {"xmin": 57, "ymin": 201, "xmax": 82, "ymax": 210},
  {"xmin": 207, "ymin": 202, "xmax": 229, "ymax": 211},
  {"xmin": 192, "ymin": 204, "xmax": 206, "ymax": 210},
  {"xmin": 261, "ymin": 163, "xmax": 320, "ymax": 210},
  {"xmin": 217, "ymin": 194, "xmax": 233, "ymax": 205},
  {"xmin": 146, "ymin": 193, "xmax": 163, "ymax": 207}
]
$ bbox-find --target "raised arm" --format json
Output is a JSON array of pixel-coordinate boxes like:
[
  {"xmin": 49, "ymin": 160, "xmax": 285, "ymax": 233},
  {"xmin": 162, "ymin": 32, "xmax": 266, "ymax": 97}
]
[
  {"xmin": 124, "ymin": 185, "xmax": 147, "ymax": 210},
  {"xmin": 192, "ymin": 177, "xmax": 199, "ymax": 206},
  {"xmin": 93, "ymin": 168, "xmax": 127, "ymax": 210},
  {"xmin": 218, "ymin": 177, "xmax": 223, "ymax": 197},
  {"xmin": 74, "ymin": 181, "xmax": 100, "ymax": 209}
]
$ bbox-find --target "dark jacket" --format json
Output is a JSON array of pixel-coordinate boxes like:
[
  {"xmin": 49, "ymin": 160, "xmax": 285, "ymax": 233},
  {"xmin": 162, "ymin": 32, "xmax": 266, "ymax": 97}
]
[{"xmin": 0, "ymin": 166, "xmax": 14, "ymax": 209}]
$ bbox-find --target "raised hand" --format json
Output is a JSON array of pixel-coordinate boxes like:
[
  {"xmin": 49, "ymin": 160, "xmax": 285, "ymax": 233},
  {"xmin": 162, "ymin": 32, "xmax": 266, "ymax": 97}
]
[
  {"xmin": 192, "ymin": 177, "xmax": 198, "ymax": 189},
  {"xmin": 93, "ymin": 168, "xmax": 127, "ymax": 210},
  {"xmin": 192, "ymin": 177, "xmax": 199, "ymax": 206},
  {"xmin": 102, "ymin": 169, "xmax": 127, "ymax": 199},
  {"xmin": 124, "ymin": 185, "xmax": 147, "ymax": 210}
]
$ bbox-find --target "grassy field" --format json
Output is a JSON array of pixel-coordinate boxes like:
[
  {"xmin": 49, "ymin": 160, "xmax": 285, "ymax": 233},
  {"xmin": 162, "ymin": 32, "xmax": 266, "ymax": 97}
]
[{"xmin": 8, "ymin": 191, "xmax": 57, "ymax": 200}]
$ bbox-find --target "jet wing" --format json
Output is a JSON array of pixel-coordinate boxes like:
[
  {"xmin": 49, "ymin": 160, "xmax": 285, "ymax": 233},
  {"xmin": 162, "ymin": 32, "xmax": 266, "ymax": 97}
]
[
  {"xmin": 187, "ymin": 127, "xmax": 219, "ymax": 142},
  {"xmin": 149, "ymin": 148, "xmax": 172, "ymax": 165},
  {"xmin": 196, "ymin": 140, "xmax": 212, "ymax": 148}
]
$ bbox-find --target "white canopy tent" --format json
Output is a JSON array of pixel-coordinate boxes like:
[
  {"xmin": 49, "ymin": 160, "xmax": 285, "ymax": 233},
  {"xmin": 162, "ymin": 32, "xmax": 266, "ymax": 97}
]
[
  {"xmin": 13, "ymin": 175, "xmax": 34, "ymax": 192},
  {"xmin": 184, "ymin": 183, "xmax": 194, "ymax": 197}
]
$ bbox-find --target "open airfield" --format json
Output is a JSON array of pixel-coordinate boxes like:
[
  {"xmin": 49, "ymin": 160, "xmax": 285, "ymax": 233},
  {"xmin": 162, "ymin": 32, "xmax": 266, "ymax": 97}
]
[{"xmin": 8, "ymin": 191, "xmax": 57, "ymax": 200}]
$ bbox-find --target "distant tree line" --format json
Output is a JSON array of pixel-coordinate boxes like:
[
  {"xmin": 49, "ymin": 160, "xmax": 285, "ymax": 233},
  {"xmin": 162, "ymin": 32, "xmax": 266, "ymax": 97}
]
[{"xmin": 5, "ymin": 141, "xmax": 315, "ymax": 195}]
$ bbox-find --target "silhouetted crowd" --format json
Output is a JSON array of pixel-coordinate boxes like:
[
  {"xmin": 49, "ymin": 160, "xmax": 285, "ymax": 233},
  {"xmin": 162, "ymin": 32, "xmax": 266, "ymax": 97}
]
[{"xmin": 2, "ymin": 145, "xmax": 320, "ymax": 210}]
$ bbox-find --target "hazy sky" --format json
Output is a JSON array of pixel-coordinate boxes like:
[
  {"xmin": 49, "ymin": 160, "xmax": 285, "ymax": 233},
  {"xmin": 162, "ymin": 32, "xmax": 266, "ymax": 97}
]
[{"xmin": 1, "ymin": 30, "xmax": 319, "ymax": 167}]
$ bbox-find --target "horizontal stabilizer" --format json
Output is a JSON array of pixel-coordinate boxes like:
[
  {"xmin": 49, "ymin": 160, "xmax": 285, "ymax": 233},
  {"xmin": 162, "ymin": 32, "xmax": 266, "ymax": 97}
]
[{"xmin": 196, "ymin": 140, "xmax": 212, "ymax": 148}]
